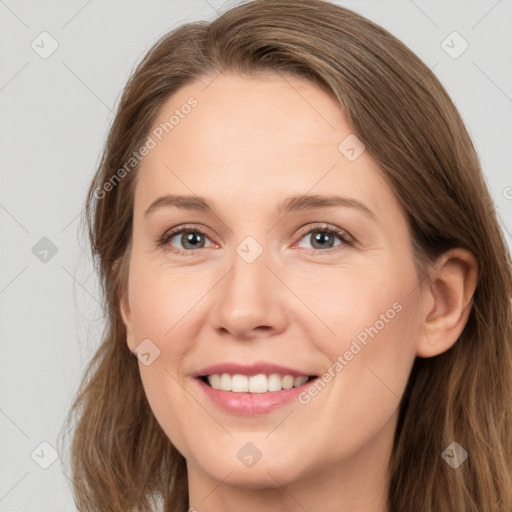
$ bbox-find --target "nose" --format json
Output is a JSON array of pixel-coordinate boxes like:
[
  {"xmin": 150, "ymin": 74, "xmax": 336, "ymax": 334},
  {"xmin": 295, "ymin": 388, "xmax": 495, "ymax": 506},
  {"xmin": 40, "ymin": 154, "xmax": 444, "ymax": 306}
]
[{"xmin": 209, "ymin": 245, "xmax": 288, "ymax": 340}]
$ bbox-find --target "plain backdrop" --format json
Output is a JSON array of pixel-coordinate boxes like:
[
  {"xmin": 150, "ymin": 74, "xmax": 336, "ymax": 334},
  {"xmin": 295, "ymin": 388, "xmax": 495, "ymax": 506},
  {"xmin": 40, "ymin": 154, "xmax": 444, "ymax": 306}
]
[{"xmin": 1, "ymin": 0, "xmax": 511, "ymax": 510}]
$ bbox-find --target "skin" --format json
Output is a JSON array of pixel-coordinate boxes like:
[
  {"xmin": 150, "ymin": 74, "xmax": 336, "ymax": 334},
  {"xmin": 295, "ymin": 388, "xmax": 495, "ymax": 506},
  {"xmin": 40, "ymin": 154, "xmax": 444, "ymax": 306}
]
[{"xmin": 120, "ymin": 72, "xmax": 478, "ymax": 512}]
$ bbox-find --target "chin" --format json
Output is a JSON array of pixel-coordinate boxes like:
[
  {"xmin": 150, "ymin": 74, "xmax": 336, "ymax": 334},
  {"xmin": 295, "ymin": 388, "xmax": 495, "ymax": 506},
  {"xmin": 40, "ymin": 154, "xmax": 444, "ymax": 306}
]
[{"xmin": 198, "ymin": 452, "xmax": 305, "ymax": 489}]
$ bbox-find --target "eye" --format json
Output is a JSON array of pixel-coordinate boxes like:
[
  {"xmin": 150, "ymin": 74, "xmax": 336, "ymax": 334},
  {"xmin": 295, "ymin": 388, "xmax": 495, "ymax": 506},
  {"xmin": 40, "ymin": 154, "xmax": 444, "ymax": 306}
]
[
  {"xmin": 158, "ymin": 225, "xmax": 215, "ymax": 254},
  {"xmin": 158, "ymin": 222, "xmax": 354, "ymax": 256},
  {"xmin": 294, "ymin": 223, "xmax": 354, "ymax": 252}
]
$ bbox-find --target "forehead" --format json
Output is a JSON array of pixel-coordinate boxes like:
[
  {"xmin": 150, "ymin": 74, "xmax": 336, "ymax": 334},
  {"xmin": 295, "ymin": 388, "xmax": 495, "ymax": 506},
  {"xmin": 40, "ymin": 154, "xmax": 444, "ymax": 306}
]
[
  {"xmin": 158, "ymin": 71, "xmax": 349, "ymax": 154},
  {"xmin": 133, "ymin": 72, "xmax": 396, "ymax": 222}
]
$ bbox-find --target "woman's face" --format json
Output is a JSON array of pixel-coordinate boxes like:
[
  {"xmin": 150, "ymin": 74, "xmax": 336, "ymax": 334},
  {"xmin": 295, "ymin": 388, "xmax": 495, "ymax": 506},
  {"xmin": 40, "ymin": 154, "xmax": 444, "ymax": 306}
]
[{"xmin": 120, "ymin": 72, "xmax": 424, "ymax": 496}]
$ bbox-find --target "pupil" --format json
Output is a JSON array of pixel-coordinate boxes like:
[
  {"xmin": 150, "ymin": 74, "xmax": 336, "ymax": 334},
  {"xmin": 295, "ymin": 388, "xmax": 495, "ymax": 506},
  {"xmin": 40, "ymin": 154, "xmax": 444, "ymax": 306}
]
[
  {"xmin": 312, "ymin": 231, "xmax": 333, "ymax": 249},
  {"xmin": 183, "ymin": 232, "xmax": 204, "ymax": 249}
]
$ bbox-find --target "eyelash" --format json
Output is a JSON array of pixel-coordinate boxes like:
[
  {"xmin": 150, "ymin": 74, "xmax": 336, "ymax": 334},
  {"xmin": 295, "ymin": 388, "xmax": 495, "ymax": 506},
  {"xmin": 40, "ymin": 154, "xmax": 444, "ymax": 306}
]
[{"xmin": 157, "ymin": 223, "xmax": 355, "ymax": 256}]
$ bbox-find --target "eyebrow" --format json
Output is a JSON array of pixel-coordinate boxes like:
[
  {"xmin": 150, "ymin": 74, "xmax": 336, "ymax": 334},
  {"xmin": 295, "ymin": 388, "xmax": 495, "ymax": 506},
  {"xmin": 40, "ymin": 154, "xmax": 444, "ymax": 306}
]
[{"xmin": 144, "ymin": 193, "xmax": 376, "ymax": 220}]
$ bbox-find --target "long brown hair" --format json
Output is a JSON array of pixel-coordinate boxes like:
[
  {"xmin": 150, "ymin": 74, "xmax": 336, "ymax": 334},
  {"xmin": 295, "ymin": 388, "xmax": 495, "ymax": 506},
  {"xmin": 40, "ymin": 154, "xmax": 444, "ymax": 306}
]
[{"xmin": 60, "ymin": 1, "xmax": 512, "ymax": 510}]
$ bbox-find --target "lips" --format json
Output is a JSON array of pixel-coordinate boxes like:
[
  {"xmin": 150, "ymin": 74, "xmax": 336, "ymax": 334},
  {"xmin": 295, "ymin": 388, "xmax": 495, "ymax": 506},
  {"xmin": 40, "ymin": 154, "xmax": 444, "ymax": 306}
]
[
  {"xmin": 193, "ymin": 361, "xmax": 317, "ymax": 378},
  {"xmin": 191, "ymin": 361, "xmax": 319, "ymax": 414}
]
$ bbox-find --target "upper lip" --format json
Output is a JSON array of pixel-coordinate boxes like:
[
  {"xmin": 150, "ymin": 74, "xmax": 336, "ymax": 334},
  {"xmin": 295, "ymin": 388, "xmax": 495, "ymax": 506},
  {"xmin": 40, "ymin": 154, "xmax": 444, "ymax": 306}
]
[{"xmin": 193, "ymin": 362, "xmax": 317, "ymax": 378}]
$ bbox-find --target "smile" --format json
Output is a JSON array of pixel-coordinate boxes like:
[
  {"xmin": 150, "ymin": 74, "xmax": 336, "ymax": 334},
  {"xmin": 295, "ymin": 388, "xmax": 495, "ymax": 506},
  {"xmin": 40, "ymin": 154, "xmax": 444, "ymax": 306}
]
[{"xmin": 201, "ymin": 373, "xmax": 317, "ymax": 393}]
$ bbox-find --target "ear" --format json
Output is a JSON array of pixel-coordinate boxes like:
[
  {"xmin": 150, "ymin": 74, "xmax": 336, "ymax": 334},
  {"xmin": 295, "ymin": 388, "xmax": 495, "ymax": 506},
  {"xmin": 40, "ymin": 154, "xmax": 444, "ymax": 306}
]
[
  {"xmin": 416, "ymin": 248, "xmax": 478, "ymax": 358},
  {"xmin": 114, "ymin": 256, "xmax": 136, "ymax": 353},
  {"xmin": 120, "ymin": 288, "xmax": 136, "ymax": 353}
]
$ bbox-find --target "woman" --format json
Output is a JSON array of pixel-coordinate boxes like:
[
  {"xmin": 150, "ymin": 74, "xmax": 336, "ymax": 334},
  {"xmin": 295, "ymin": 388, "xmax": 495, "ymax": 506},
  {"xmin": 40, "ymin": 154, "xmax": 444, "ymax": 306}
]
[{"xmin": 62, "ymin": 0, "xmax": 512, "ymax": 510}]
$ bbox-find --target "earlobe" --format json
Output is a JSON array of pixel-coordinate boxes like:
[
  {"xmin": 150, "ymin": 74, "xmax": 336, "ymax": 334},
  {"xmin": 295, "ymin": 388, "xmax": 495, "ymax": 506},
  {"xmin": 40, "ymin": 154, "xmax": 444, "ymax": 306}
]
[{"xmin": 416, "ymin": 248, "xmax": 478, "ymax": 358}]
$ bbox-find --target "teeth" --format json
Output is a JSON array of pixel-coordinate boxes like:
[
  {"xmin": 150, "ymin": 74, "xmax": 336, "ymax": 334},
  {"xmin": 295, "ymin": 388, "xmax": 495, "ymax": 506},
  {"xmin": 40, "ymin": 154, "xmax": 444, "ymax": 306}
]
[
  {"xmin": 248, "ymin": 374, "xmax": 265, "ymax": 392},
  {"xmin": 206, "ymin": 373, "xmax": 310, "ymax": 393},
  {"xmin": 232, "ymin": 374, "xmax": 248, "ymax": 392},
  {"xmin": 219, "ymin": 373, "xmax": 231, "ymax": 391}
]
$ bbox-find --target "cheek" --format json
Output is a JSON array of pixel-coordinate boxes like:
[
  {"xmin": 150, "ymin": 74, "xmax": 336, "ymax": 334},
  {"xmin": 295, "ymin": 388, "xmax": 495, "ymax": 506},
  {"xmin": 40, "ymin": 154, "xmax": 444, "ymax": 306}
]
[
  {"xmin": 287, "ymin": 258, "xmax": 416, "ymax": 354},
  {"xmin": 126, "ymin": 261, "xmax": 213, "ymax": 458},
  {"xmin": 128, "ymin": 261, "xmax": 208, "ymax": 343},
  {"xmin": 293, "ymin": 292, "xmax": 419, "ymax": 465},
  {"xmin": 324, "ymin": 301, "xmax": 418, "ymax": 457},
  {"xmin": 291, "ymin": 258, "xmax": 419, "ymax": 425},
  {"xmin": 137, "ymin": 363, "xmax": 198, "ymax": 462}
]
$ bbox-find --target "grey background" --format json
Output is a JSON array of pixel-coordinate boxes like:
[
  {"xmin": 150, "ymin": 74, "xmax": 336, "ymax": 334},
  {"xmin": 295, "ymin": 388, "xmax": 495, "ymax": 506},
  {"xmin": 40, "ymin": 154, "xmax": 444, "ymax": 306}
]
[{"xmin": 1, "ymin": 0, "xmax": 511, "ymax": 510}]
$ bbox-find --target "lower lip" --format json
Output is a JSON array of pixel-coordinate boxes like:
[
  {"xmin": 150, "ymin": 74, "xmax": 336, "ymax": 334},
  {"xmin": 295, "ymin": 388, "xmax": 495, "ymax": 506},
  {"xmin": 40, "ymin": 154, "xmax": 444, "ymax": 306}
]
[{"xmin": 195, "ymin": 377, "xmax": 316, "ymax": 415}]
